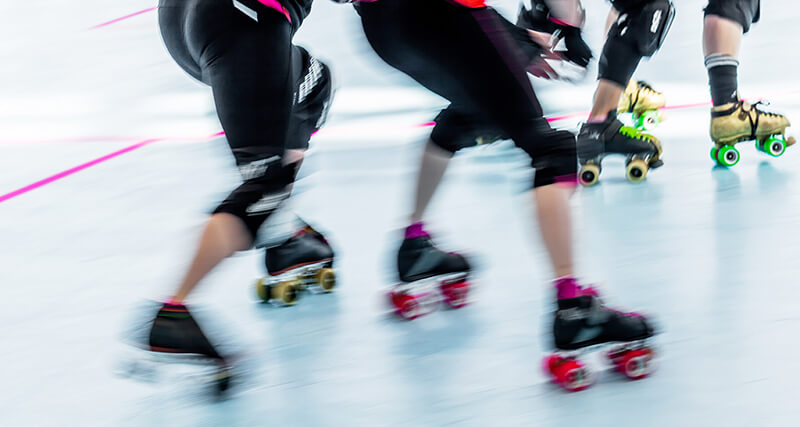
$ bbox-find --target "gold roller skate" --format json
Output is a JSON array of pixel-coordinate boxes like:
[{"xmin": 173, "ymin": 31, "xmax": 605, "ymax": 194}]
[
  {"xmin": 618, "ymin": 80, "xmax": 666, "ymax": 132},
  {"xmin": 709, "ymin": 100, "xmax": 796, "ymax": 167}
]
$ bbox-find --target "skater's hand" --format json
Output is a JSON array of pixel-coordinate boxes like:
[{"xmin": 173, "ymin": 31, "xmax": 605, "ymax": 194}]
[{"xmin": 557, "ymin": 25, "xmax": 592, "ymax": 68}]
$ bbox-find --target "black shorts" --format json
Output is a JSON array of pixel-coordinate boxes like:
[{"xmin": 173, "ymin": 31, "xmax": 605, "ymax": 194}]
[{"xmin": 704, "ymin": 0, "xmax": 760, "ymax": 33}]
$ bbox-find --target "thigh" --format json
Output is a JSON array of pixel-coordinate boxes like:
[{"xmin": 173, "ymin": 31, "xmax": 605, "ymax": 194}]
[{"xmin": 201, "ymin": 11, "xmax": 295, "ymax": 165}]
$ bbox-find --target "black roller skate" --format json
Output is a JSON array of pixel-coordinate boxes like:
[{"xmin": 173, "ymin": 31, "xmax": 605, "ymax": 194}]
[
  {"xmin": 118, "ymin": 302, "xmax": 236, "ymax": 397},
  {"xmin": 389, "ymin": 223, "xmax": 471, "ymax": 320},
  {"xmin": 577, "ymin": 111, "xmax": 663, "ymax": 186},
  {"xmin": 543, "ymin": 280, "xmax": 656, "ymax": 392},
  {"xmin": 255, "ymin": 228, "xmax": 335, "ymax": 306}
]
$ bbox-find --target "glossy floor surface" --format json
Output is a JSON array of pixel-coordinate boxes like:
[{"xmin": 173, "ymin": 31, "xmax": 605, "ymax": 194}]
[{"xmin": 2, "ymin": 1, "xmax": 799, "ymax": 426}]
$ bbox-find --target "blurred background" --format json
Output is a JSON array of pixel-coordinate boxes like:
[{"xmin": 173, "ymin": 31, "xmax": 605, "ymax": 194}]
[{"xmin": 1, "ymin": 1, "xmax": 799, "ymax": 426}]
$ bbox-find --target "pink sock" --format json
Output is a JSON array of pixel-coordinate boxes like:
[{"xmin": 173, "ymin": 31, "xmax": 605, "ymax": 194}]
[
  {"xmin": 554, "ymin": 276, "xmax": 580, "ymax": 300},
  {"xmin": 405, "ymin": 222, "xmax": 429, "ymax": 239}
]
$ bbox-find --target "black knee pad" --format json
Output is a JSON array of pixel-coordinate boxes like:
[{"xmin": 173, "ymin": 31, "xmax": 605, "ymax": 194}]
[
  {"xmin": 286, "ymin": 46, "xmax": 333, "ymax": 150},
  {"xmin": 431, "ymin": 108, "xmax": 504, "ymax": 154},
  {"xmin": 213, "ymin": 157, "xmax": 299, "ymax": 240},
  {"xmin": 599, "ymin": 0, "xmax": 674, "ymax": 86},
  {"xmin": 512, "ymin": 122, "xmax": 577, "ymax": 188},
  {"xmin": 704, "ymin": 0, "xmax": 760, "ymax": 33}
]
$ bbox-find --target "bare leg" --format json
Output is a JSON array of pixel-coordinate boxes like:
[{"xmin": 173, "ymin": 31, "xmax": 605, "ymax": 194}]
[
  {"xmin": 588, "ymin": 79, "xmax": 625, "ymax": 122},
  {"xmin": 171, "ymin": 213, "xmax": 252, "ymax": 303},
  {"xmin": 703, "ymin": 15, "xmax": 743, "ymax": 58},
  {"xmin": 534, "ymin": 184, "xmax": 575, "ymax": 278},
  {"xmin": 410, "ymin": 140, "xmax": 453, "ymax": 223}
]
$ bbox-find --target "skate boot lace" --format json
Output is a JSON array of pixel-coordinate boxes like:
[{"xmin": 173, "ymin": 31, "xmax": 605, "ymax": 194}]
[
  {"xmin": 619, "ymin": 125, "xmax": 654, "ymax": 142},
  {"xmin": 637, "ymin": 81, "xmax": 659, "ymax": 95},
  {"xmin": 737, "ymin": 100, "xmax": 781, "ymax": 139}
]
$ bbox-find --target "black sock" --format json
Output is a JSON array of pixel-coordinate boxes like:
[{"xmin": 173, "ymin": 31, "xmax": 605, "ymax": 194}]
[{"xmin": 705, "ymin": 54, "xmax": 739, "ymax": 106}]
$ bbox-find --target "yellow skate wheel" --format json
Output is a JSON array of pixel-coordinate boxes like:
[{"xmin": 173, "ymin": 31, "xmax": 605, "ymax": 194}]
[
  {"xmin": 272, "ymin": 280, "xmax": 300, "ymax": 306},
  {"xmin": 579, "ymin": 164, "xmax": 600, "ymax": 186},
  {"xmin": 255, "ymin": 278, "xmax": 270, "ymax": 302},
  {"xmin": 314, "ymin": 268, "xmax": 336, "ymax": 292},
  {"xmin": 625, "ymin": 159, "xmax": 648, "ymax": 183}
]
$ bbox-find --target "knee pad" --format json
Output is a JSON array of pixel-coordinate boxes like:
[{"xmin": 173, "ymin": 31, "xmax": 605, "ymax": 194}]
[
  {"xmin": 512, "ymin": 122, "xmax": 577, "ymax": 188},
  {"xmin": 532, "ymin": 129, "xmax": 578, "ymax": 188},
  {"xmin": 286, "ymin": 47, "xmax": 333, "ymax": 150},
  {"xmin": 608, "ymin": 0, "xmax": 674, "ymax": 57},
  {"xmin": 599, "ymin": 0, "xmax": 674, "ymax": 86},
  {"xmin": 431, "ymin": 108, "xmax": 501, "ymax": 153},
  {"xmin": 213, "ymin": 156, "xmax": 299, "ymax": 239},
  {"xmin": 704, "ymin": 0, "xmax": 760, "ymax": 33}
]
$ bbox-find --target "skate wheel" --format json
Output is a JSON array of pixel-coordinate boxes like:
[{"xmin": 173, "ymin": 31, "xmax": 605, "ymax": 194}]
[
  {"xmin": 391, "ymin": 292, "xmax": 421, "ymax": 320},
  {"xmin": 214, "ymin": 367, "xmax": 233, "ymax": 396},
  {"xmin": 637, "ymin": 111, "xmax": 660, "ymax": 132},
  {"xmin": 255, "ymin": 278, "xmax": 270, "ymax": 302},
  {"xmin": 273, "ymin": 280, "xmax": 301, "ymax": 306},
  {"xmin": 715, "ymin": 145, "xmax": 740, "ymax": 167},
  {"xmin": 710, "ymin": 146, "xmax": 719, "ymax": 164},
  {"xmin": 763, "ymin": 136, "xmax": 786, "ymax": 157},
  {"xmin": 543, "ymin": 354, "xmax": 592, "ymax": 392},
  {"xmin": 314, "ymin": 268, "xmax": 336, "ymax": 292},
  {"xmin": 625, "ymin": 159, "xmax": 648, "ymax": 183},
  {"xmin": 579, "ymin": 164, "xmax": 600, "ymax": 186},
  {"xmin": 607, "ymin": 347, "xmax": 654, "ymax": 380},
  {"xmin": 440, "ymin": 280, "xmax": 469, "ymax": 309}
]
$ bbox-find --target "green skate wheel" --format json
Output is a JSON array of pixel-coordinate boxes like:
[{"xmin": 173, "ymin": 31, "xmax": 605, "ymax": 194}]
[
  {"xmin": 710, "ymin": 146, "xmax": 719, "ymax": 164},
  {"xmin": 715, "ymin": 145, "xmax": 740, "ymax": 167},
  {"xmin": 763, "ymin": 136, "xmax": 786, "ymax": 157},
  {"xmin": 625, "ymin": 159, "xmax": 649, "ymax": 183},
  {"xmin": 637, "ymin": 111, "xmax": 660, "ymax": 132},
  {"xmin": 579, "ymin": 164, "xmax": 600, "ymax": 187}
]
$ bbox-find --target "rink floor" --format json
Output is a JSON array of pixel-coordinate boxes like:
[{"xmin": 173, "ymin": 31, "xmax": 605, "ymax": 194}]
[{"xmin": 2, "ymin": 1, "xmax": 800, "ymax": 426}]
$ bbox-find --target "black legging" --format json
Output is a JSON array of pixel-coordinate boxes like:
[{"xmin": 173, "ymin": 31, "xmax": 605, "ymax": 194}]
[
  {"xmin": 357, "ymin": 0, "xmax": 576, "ymax": 187},
  {"xmin": 158, "ymin": 0, "xmax": 301, "ymax": 238}
]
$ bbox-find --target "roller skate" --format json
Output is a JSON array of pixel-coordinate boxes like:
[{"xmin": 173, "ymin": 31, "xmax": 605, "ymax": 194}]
[
  {"xmin": 617, "ymin": 80, "xmax": 666, "ymax": 131},
  {"xmin": 389, "ymin": 223, "xmax": 471, "ymax": 320},
  {"xmin": 119, "ymin": 302, "xmax": 238, "ymax": 398},
  {"xmin": 255, "ymin": 227, "xmax": 335, "ymax": 306},
  {"xmin": 709, "ymin": 100, "xmax": 795, "ymax": 167},
  {"xmin": 543, "ymin": 279, "xmax": 656, "ymax": 392},
  {"xmin": 577, "ymin": 111, "xmax": 663, "ymax": 186}
]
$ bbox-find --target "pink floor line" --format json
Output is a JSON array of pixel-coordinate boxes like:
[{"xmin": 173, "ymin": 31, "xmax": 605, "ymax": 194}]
[
  {"xmin": 0, "ymin": 132, "xmax": 224, "ymax": 204},
  {"xmin": 89, "ymin": 7, "xmax": 158, "ymax": 30}
]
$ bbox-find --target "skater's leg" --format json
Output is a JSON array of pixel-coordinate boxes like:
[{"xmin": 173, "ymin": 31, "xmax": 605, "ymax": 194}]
[
  {"xmin": 159, "ymin": 6, "xmax": 297, "ymax": 303},
  {"xmin": 703, "ymin": 15, "xmax": 743, "ymax": 58},
  {"xmin": 410, "ymin": 141, "xmax": 453, "ymax": 224},
  {"xmin": 534, "ymin": 184, "xmax": 575, "ymax": 278},
  {"xmin": 589, "ymin": 1, "xmax": 674, "ymax": 121},
  {"xmin": 588, "ymin": 80, "xmax": 625, "ymax": 122},
  {"xmin": 172, "ymin": 214, "xmax": 252, "ymax": 303}
]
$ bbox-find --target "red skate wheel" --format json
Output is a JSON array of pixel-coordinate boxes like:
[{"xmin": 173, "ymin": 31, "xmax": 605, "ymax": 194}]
[
  {"xmin": 391, "ymin": 292, "xmax": 421, "ymax": 320},
  {"xmin": 609, "ymin": 347, "xmax": 653, "ymax": 380},
  {"xmin": 441, "ymin": 281, "xmax": 469, "ymax": 308},
  {"xmin": 543, "ymin": 354, "xmax": 592, "ymax": 392}
]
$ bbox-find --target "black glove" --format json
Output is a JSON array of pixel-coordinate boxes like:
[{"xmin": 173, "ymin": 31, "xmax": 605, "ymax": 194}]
[{"xmin": 557, "ymin": 25, "xmax": 593, "ymax": 68}]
